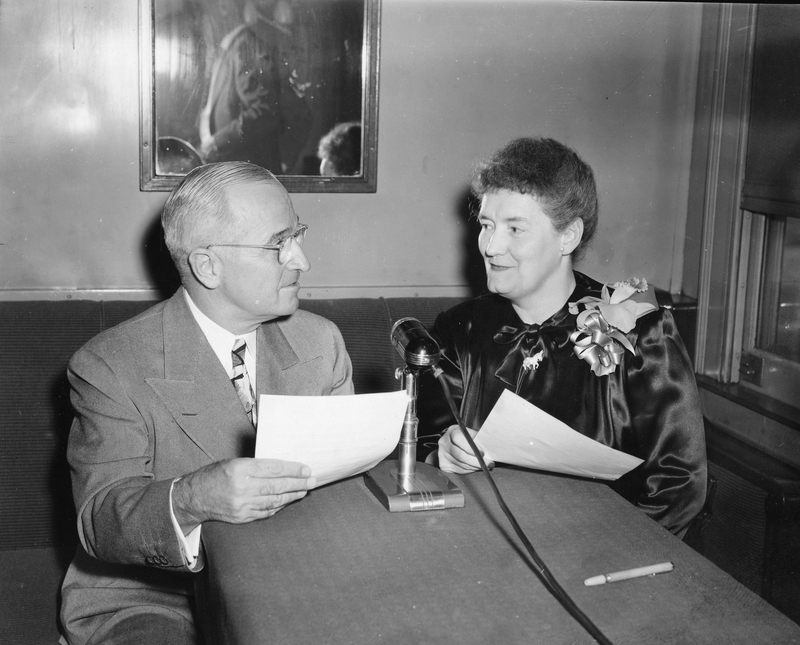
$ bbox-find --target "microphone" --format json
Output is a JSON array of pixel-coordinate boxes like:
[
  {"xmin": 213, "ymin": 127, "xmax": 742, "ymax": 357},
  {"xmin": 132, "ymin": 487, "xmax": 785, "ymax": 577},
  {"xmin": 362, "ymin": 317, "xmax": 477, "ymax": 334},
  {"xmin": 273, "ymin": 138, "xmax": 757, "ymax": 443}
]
[
  {"xmin": 390, "ymin": 318, "xmax": 441, "ymax": 369},
  {"xmin": 365, "ymin": 317, "xmax": 463, "ymax": 512}
]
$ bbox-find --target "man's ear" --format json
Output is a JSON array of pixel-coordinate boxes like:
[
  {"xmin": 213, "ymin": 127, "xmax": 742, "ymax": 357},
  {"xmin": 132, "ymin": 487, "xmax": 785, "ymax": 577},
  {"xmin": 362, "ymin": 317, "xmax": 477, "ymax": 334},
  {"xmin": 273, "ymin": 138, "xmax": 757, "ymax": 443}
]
[
  {"xmin": 561, "ymin": 218, "xmax": 584, "ymax": 256},
  {"xmin": 187, "ymin": 247, "xmax": 222, "ymax": 289}
]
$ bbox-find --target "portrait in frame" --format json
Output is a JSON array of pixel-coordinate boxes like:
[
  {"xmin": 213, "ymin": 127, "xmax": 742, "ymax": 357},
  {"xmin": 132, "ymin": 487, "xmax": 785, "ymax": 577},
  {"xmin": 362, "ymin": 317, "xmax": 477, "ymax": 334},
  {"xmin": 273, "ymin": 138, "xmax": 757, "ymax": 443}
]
[{"xmin": 139, "ymin": 0, "xmax": 380, "ymax": 192}]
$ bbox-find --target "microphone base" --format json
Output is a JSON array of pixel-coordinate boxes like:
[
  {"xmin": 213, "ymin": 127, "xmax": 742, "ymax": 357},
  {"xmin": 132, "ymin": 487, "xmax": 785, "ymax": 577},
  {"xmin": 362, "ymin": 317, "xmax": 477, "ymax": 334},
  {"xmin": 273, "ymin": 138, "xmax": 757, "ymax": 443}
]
[{"xmin": 364, "ymin": 460, "xmax": 464, "ymax": 512}]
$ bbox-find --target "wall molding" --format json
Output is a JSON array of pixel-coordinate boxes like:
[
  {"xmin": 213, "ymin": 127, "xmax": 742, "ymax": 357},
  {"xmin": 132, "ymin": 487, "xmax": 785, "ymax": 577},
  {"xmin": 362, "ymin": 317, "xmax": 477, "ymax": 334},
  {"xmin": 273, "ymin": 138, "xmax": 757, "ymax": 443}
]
[{"xmin": 0, "ymin": 285, "xmax": 474, "ymax": 302}]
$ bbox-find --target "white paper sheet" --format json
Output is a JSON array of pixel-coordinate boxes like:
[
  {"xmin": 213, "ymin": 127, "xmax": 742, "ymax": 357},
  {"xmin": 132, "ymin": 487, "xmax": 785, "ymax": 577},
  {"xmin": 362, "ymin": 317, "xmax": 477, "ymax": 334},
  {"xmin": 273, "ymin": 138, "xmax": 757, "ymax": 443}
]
[
  {"xmin": 474, "ymin": 390, "xmax": 643, "ymax": 481},
  {"xmin": 254, "ymin": 391, "xmax": 409, "ymax": 488}
]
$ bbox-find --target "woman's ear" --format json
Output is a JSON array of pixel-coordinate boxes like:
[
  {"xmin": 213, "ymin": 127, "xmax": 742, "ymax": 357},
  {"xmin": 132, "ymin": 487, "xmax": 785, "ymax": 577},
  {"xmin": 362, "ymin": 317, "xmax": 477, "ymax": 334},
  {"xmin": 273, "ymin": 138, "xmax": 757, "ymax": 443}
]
[
  {"xmin": 561, "ymin": 218, "xmax": 584, "ymax": 256},
  {"xmin": 188, "ymin": 247, "xmax": 222, "ymax": 289}
]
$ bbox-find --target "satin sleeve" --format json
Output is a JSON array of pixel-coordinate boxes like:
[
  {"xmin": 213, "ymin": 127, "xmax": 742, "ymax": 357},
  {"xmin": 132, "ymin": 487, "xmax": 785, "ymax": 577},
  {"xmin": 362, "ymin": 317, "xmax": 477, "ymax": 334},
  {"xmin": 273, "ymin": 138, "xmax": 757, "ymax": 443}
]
[{"xmin": 614, "ymin": 308, "xmax": 708, "ymax": 536}]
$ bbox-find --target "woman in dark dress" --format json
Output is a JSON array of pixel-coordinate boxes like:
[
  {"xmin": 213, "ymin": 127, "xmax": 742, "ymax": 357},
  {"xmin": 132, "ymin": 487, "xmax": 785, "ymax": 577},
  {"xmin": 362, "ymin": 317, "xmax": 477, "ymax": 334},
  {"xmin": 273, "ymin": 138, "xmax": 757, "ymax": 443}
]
[{"xmin": 421, "ymin": 137, "xmax": 707, "ymax": 537}]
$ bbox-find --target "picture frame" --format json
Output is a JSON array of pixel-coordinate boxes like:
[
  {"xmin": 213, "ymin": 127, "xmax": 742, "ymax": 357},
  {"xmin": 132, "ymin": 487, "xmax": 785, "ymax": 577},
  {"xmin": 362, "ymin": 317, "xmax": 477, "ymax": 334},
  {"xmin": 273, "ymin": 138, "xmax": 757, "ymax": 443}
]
[{"xmin": 139, "ymin": 0, "xmax": 380, "ymax": 192}]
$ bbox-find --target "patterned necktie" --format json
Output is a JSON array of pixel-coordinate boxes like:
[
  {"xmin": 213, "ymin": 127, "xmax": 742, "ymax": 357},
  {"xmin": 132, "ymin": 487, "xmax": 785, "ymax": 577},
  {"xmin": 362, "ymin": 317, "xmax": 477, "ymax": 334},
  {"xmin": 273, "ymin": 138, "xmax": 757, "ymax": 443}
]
[{"xmin": 231, "ymin": 339, "xmax": 257, "ymax": 427}]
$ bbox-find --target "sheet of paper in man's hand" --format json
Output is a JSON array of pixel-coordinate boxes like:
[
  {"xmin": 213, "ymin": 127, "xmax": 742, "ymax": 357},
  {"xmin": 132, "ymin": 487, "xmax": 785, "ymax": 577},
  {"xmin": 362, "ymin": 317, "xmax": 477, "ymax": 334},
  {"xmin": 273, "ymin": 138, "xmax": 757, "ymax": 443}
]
[
  {"xmin": 254, "ymin": 391, "xmax": 409, "ymax": 488},
  {"xmin": 474, "ymin": 390, "xmax": 643, "ymax": 481}
]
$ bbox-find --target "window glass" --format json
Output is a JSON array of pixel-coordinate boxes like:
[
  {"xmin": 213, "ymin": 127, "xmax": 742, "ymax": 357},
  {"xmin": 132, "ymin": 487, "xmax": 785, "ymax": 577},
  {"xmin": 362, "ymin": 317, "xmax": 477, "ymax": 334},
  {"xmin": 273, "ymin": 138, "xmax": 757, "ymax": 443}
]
[
  {"xmin": 774, "ymin": 217, "xmax": 800, "ymax": 361},
  {"xmin": 756, "ymin": 217, "xmax": 800, "ymax": 363}
]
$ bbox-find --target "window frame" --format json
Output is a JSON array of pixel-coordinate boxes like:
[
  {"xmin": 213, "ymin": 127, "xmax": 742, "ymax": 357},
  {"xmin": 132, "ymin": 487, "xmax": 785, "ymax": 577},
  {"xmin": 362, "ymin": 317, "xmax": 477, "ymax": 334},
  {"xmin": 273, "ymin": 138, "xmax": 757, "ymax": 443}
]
[{"xmin": 691, "ymin": 3, "xmax": 800, "ymax": 415}]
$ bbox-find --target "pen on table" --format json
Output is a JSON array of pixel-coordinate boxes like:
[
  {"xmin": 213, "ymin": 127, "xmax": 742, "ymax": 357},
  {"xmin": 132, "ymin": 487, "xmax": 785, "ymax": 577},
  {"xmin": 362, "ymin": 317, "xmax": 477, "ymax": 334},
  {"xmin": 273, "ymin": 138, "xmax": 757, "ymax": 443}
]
[{"xmin": 584, "ymin": 561, "xmax": 674, "ymax": 586}]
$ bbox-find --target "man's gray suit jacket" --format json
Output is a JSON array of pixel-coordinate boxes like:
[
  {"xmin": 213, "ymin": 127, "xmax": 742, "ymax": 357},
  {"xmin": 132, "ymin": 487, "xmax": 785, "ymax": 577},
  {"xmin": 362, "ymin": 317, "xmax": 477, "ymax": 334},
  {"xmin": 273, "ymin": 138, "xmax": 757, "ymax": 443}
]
[{"xmin": 60, "ymin": 288, "xmax": 353, "ymax": 644}]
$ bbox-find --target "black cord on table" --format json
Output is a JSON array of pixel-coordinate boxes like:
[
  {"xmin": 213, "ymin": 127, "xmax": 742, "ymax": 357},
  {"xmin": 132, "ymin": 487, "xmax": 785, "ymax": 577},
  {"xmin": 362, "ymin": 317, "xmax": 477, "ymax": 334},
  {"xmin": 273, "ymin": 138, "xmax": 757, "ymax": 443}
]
[{"xmin": 433, "ymin": 367, "xmax": 614, "ymax": 645}]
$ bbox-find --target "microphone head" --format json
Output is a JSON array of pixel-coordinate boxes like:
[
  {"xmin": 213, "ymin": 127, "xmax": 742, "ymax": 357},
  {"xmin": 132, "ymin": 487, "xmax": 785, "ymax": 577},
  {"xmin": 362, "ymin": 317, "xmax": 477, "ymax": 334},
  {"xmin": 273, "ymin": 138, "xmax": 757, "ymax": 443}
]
[{"xmin": 390, "ymin": 317, "xmax": 441, "ymax": 368}]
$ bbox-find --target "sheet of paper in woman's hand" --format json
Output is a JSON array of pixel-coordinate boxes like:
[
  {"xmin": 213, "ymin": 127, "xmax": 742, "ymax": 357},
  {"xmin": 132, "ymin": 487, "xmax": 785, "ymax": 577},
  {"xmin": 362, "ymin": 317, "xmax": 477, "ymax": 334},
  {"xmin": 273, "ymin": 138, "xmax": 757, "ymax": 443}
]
[
  {"xmin": 474, "ymin": 390, "xmax": 643, "ymax": 480},
  {"xmin": 254, "ymin": 391, "xmax": 409, "ymax": 488}
]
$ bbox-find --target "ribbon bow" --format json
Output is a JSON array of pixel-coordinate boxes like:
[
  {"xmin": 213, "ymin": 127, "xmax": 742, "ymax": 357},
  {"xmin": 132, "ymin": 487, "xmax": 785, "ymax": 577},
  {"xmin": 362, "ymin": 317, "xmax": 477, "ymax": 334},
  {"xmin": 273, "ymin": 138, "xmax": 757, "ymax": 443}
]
[
  {"xmin": 569, "ymin": 310, "xmax": 635, "ymax": 376},
  {"xmin": 494, "ymin": 323, "xmax": 542, "ymax": 352},
  {"xmin": 493, "ymin": 322, "xmax": 571, "ymax": 387},
  {"xmin": 567, "ymin": 277, "xmax": 658, "ymax": 376}
]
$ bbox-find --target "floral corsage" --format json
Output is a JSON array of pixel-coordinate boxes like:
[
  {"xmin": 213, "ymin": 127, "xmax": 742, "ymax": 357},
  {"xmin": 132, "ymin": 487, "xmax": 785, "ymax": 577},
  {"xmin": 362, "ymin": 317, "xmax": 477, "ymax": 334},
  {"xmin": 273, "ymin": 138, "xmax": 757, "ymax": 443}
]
[{"xmin": 567, "ymin": 277, "xmax": 658, "ymax": 376}]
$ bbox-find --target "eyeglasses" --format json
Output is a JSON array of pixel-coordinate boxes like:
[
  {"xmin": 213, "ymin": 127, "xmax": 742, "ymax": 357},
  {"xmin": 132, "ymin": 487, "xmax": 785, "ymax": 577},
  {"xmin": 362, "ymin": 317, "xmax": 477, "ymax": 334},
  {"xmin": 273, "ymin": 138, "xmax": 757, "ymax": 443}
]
[{"xmin": 207, "ymin": 223, "xmax": 308, "ymax": 264}]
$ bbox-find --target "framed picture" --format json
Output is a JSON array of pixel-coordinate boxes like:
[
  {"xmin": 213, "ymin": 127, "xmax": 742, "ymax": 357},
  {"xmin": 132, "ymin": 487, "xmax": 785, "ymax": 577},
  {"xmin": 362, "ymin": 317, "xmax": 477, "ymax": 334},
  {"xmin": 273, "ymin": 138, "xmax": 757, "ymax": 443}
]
[{"xmin": 139, "ymin": 0, "xmax": 380, "ymax": 192}]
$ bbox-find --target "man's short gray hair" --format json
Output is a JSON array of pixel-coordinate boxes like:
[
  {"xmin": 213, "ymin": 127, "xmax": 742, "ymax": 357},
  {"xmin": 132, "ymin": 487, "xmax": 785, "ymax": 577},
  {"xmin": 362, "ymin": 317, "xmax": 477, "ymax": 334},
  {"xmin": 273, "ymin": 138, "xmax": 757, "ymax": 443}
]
[{"xmin": 161, "ymin": 161, "xmax": 278, "ymax": 281}]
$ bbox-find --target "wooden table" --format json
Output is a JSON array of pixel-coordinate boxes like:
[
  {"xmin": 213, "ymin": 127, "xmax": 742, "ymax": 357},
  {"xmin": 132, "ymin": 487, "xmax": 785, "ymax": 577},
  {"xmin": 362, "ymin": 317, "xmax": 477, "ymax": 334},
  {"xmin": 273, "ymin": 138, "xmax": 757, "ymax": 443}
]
[{"xmin": 198, "ymin": 466, "xmax": 800, "ymax": 644}]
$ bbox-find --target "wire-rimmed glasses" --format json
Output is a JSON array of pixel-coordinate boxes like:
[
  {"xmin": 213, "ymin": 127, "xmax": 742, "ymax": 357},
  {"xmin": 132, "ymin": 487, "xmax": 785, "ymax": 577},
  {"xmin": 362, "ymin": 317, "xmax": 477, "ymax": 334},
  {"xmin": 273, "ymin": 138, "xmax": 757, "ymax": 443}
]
[{"xmin": 206, "ymin": 223, "xmax": 308, "ymax": 264}]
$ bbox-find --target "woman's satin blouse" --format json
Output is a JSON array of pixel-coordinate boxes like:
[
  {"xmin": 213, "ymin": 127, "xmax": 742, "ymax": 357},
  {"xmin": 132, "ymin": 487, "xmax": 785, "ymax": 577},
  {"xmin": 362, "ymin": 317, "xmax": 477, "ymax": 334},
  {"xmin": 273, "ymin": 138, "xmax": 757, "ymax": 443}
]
[{"xmin": 418, "ymin": 271, "xmax": 708, "ymax": 537}]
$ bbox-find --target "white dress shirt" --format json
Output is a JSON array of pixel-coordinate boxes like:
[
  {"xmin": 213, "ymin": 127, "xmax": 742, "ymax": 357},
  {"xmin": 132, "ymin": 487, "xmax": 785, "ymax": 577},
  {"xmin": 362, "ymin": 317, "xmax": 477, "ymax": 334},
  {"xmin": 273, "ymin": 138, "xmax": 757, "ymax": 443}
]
[{"xmin": 169, "ymin": 290, "xmax": 258, "ymax": 570}]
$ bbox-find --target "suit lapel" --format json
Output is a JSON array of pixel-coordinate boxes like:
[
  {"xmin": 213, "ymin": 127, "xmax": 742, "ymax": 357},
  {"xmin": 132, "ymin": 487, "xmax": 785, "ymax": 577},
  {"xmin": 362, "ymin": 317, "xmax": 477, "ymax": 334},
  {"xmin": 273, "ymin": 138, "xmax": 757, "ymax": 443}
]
[
  {"xmin": 146, "ymin": 290, "xmax": 255, "ymax": 461},
  {"xmin": 256, "ymin": 319, "xmax": 300, "ymax": 399},
  {"xmin": 255, "ymin": 317, "xmax": 328, "ymax": 434}
]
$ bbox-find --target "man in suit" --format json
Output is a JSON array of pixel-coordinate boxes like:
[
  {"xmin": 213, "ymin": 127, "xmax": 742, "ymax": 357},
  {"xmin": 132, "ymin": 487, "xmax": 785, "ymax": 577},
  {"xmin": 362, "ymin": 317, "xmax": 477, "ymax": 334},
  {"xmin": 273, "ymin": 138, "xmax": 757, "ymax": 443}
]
[
  {"xmin": 59, "ymin": 161, "xmax": 353, "ymax": 645},
  {"xmin": 198, "ymin": 0, "xmax": 312, "ymax": 174}
]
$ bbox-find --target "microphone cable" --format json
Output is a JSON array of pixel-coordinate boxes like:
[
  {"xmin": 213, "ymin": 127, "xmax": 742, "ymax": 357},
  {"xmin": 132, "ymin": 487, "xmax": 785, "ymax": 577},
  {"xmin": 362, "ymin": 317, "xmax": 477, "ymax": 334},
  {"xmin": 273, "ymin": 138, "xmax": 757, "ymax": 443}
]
[{"xmin": 433, "ymin": 366, "xmax": 614, "ymax": 645}]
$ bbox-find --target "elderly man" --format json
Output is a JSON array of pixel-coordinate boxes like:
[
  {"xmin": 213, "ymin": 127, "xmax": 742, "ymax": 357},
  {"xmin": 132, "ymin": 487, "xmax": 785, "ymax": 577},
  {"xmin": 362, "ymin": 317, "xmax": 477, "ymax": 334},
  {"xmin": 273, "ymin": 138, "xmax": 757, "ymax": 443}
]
[{"xmin": 59, "ymin": 162, "xmax": 353, "ymax": 645}]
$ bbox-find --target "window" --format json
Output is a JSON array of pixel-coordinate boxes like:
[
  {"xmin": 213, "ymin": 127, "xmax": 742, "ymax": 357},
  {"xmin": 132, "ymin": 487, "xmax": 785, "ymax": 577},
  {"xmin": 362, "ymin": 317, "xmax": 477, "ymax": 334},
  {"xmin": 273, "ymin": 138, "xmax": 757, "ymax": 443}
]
[
  {"xmin": 739, "ymin": 212, "xmax": 800, "ymax": 407},
  {"xmin": 736, "ymin": 5, "xmax": 800, "ymax": 409},
  {"xmin": 690, "ymin": 4, "xmax": 800, "ymax": 415}
]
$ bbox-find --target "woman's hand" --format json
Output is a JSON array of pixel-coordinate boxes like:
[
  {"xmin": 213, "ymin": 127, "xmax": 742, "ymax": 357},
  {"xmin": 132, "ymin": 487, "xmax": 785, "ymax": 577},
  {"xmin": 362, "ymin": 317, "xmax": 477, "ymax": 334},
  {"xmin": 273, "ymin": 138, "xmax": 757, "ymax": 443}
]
[{"xmin": 436, "ymin": 425, "xmax": 493, "ymax": 474}]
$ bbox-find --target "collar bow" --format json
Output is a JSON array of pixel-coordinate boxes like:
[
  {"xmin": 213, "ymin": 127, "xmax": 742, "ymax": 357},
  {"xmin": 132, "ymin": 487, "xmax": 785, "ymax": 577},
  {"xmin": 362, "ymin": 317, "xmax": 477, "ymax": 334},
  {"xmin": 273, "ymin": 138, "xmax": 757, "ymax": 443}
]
[{"xmin": 492, "ymin": 320, "xmax": 572, "ymax": 387}]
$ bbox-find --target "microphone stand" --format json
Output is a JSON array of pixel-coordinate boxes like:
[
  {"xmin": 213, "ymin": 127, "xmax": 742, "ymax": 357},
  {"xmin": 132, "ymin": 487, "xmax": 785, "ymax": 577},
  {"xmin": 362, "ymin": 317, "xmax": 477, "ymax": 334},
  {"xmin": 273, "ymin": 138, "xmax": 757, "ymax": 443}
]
[{"xmin": 365, "ymin": 365, "xmax": 464, "ymax": 512}]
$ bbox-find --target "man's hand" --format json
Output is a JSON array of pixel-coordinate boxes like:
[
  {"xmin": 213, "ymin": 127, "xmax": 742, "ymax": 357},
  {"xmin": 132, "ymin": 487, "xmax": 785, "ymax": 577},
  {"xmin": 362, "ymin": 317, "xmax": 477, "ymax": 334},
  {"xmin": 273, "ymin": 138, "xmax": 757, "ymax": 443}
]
[
  {"xmin": 437, "ymin": 424, "xmax": 493, "ymax": 474},
  {"xmin": 172, "ymin": 458, "xmax": 315, "ymax": 534}
]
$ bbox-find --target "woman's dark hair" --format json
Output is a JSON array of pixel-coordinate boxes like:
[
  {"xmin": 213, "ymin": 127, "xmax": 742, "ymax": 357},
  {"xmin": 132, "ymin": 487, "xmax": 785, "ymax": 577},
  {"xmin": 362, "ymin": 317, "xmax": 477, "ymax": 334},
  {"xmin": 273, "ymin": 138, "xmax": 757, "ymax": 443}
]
[
  {"xmin": 471, "ymin": 137, "xmax": 598, "ymax": 260},
  {"xmin": 317, "ymin": 122, "xmax": 362, "ymax": 176}
]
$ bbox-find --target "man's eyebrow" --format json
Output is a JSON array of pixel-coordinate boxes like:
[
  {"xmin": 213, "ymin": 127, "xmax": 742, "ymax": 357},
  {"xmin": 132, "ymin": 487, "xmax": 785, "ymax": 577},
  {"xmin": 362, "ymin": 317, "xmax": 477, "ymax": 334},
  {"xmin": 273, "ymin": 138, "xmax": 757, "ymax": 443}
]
[
  {"xmin": 267, "ymin": 217, "xmax": 299, "ymax": 243},
  {"xmin": 268, "ymin": 226, "xmax": 293, "ymax": 243}
]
